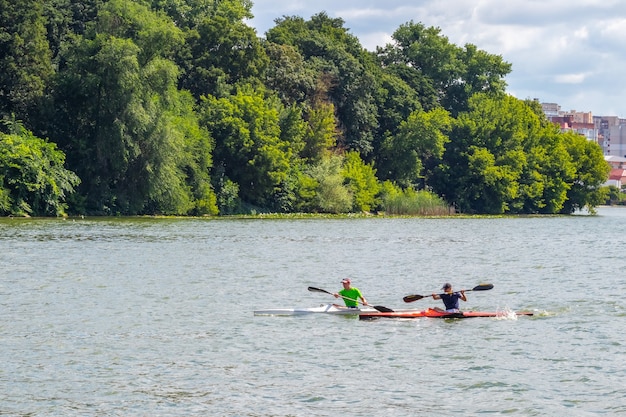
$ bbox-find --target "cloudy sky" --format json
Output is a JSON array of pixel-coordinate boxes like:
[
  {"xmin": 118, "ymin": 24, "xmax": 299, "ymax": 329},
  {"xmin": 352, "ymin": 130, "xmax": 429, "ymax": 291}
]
[{"xmin": 248, "ymin": 0, "xmax": 625, "ymax": 118}]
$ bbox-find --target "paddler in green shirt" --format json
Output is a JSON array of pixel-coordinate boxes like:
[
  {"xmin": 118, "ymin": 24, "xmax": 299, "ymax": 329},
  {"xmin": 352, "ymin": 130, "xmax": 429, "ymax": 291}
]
[{"xmin": 333, "ymin": 278, "xmax": 368, "ymax": 308}]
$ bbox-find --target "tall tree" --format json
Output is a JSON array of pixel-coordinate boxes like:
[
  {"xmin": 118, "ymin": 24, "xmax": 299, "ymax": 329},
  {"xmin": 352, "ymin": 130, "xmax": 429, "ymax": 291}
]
[
  {"xmin": 0, "ymin": 0, "xmax": 53, "ymax": 123},
  {"xmin": 151, "ymin": 0, "xmax": 224, "ymax": 29},
  {"xmin": 263, "ymin": 42, "xmax": 316, "ymax": 105},
  {"xmin": 267, "ymin": 13, "xmax": 379, "ymax": 156},
  {"xmin": 42, "ymin": 0, "xmax": 104, "ymax": 60},
  {"xmin": 46, "ymin": 1, "xmax": 216, "ymax": 215},
  {"xmin": 377, "ymin": 21, "xmax": 511, "ymax": 116},
  {"xmin": 442, "ymin": 43, "xmax": 511, "ymax": 115},
  {"xmin": 559, "ymin": 131, "xmax": 610, "ymax": 214},
  {"xmin": 433, "ymin": 94, "xmax": 534, "ymax": 213},
  {"xmin": 200, "ymin": 86, "xmax": 295, "ymax": 210},
  {"xmin": 371, "ymin": 69, "xmax": 423, "ymax": 140},
  {"xmin": 97, "ymin": 0, "xmax": 185, "ymax": 65},
  {"xmin": 432, "ymin": 93, "xmax": 607, "ymax": 215},
  {"xmin": 378, "ymin": 107, "xmax": 451, "ymax": 188},
  {"xmin": 177, "ymin": 0, "xmax": 267, "ymax": 99}
]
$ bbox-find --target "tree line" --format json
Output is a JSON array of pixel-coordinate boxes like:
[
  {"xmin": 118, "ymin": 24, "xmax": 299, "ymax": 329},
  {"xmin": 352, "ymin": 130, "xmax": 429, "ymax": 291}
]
[{"xmin": 0, "ymin": 0, "xmax": 610, "ymax": 216}]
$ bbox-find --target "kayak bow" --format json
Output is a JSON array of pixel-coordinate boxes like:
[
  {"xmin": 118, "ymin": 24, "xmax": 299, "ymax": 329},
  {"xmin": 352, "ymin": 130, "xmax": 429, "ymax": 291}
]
[{"xmin": 253, "ymin": 304, "xmax": 378, "ymax": 316}]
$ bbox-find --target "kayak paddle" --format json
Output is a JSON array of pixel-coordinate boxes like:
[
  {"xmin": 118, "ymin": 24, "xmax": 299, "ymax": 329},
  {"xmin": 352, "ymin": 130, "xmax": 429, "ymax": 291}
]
[
  {"xmin": 308, "ymin": 286, "xmax": 394, "ymax": 313},
  {"xmin": 402, "ymin": 283, "xmax": 494, "ymax": 303}
]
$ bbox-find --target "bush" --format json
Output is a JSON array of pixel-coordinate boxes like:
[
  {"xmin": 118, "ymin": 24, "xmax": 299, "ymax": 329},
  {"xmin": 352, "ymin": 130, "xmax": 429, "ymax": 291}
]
[{"xmin": 382, "ymin": 184, "xmax": 452, "ymax": 215}]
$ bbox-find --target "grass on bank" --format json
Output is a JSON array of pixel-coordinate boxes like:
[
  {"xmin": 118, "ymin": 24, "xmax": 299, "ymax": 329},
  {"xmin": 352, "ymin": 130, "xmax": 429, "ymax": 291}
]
[{"xmin": 382, "ymin": 188, "xmax": 453, "ymax": 216}]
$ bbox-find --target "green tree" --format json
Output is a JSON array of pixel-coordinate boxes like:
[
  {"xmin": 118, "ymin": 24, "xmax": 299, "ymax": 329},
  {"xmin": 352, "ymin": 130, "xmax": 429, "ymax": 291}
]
[
  {"xmin": 302, "ymin": 101, "xmax": 338, "ymax": 162},
  {"xmin": 511, "ymin": 124, "xmax": 573, "ymax": 214},
  {"xmin": 379, "ymin": 107, "xmax": 451, "ymax": 188},
  {"xmin": 178, "ymin": 0, "xmax": 267, "ymax": 99},
  {"xmin": 433, "ymin": 94, "xmax": 540, "ymax": 214},
  {"xmin": 97, "ymin": 0, "xmax": 185, "ymax": 65},
  {"xmin": 42, "ymin": 0, "xmax": 104, "ymax": 60},
  {"xmin": 559, "ymin": 131, "xmax": 610, "ymax": 214},
  {"xmin": 263, "ymin": 42, "xmax": 317, "ymax": 105},
  {"xmin": 151, "ymin": 0, "xmax": 233, "ymax": 29},
  {"xmin": 271, "ymin": 104, "xmax": 307, "ymax": 212},
  {"xmin": 371, "ymin": 69, "xmax": 423, "ymax": 140},
  {"xmin": 378, "ymin": 22, "xmax": 460, "ymax": 107},
  {"xmin": 342, "ymin": 151, "xmax": 381, "ymax": 212},
  {"xmin": 46, "ymin": 1, "xmax": 216, "ymax": 215},
  {"xmin": 267, "ymin": 13, "xmax": 379, "ymax": 156},
  {"xmin": 307, "ymin": 153, "xmax": 352, "ymax": 213},
  {"xmin": 377, "ymin": 21, "xmax": 510, "ymax": 116},
  {"xmin": 200, "ymin": 86, "xmax": 295, "ymax": 210},
  {"xmin": 442, "ymin": 43, "xmax": 511, "ymax": 115},
  {"xmin": 432, "ymin": 93, "xmax": 606, "ymax": 215},
  {"xmin": 603, "ymin": 185, "xmax": 621, "ymax": 205},
  {"xmin": 0, "ymin": 120, "xmax": 79, "ymax": 216},
  {"xmin": 0, "ymin": 0, "xmax": 53, "ymax": 122}
]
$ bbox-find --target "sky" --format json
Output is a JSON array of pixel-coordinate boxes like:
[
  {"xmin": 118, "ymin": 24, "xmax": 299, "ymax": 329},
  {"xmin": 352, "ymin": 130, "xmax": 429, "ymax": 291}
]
[{"xmin": 247, "ymin": 0, "xmax": 626, "ymax": 118}]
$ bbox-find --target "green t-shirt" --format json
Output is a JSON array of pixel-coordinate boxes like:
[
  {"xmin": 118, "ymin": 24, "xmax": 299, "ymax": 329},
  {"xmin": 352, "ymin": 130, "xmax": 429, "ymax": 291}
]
[{"xmin": 339, "ymin": 287, "xmax": 363, "ymax": 307}]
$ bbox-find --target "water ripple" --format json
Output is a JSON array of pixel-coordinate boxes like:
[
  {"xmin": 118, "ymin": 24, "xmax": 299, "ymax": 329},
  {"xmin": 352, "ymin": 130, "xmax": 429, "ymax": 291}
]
[{"xmin": 2, "ymin": 210, "xmax": 626, "ymax": 415}]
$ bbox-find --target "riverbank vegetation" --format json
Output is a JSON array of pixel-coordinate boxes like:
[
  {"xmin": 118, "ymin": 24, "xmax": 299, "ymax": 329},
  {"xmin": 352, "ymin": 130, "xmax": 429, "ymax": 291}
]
[{"xmin": 0, "ymin": 0, "xmax": 610, "ymax": 216}]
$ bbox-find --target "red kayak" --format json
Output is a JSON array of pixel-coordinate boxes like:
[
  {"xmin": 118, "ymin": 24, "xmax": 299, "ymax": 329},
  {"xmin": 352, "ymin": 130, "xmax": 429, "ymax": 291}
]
[{"xmin": 359, "ymin": 308, "xmax": 534, "ymax": 320}]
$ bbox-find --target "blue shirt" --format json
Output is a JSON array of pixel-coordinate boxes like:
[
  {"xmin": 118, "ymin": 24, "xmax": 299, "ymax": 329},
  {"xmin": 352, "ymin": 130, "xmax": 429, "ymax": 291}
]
[{"xmin": 440, "ymin": 292, "xmax": 462, "ymax": 311}]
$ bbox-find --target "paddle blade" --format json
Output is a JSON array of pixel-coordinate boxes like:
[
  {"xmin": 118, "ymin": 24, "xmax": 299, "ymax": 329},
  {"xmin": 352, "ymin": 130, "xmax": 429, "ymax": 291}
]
[
  {"xmin": 471, "ymin": 284, "xmax": 494, "ymax": 291},
  {"xmin": 308, "ymin": 286, "xmax": 332, "ymax": 295},
  {"xmin": 403, "ymin": 294, "xmax": 425, "ymax": 303},
  {"xmin": 373, "ymin": 305, "xmax": 394, "ymax": 313}
]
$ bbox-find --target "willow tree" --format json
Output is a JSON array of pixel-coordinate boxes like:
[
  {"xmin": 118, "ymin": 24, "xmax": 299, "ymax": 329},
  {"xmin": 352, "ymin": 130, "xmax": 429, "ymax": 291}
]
[
  {"xmin": 46, "ymin": 0, "xmax": 216, "ymax": 215},
  {"xmin": 0, "ymin": 0, "xmax": 53, "ymax": 123}
]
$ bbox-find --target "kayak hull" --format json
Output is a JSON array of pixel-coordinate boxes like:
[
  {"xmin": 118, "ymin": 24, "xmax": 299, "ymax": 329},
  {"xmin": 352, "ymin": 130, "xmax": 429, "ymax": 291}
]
[
  {"xmin": 254, "ymin": 304, "xmax": 376, "ymax": 316},
  {"xmin": 359, "ymin": 308, "xmax": 534, "ymax": 320}
]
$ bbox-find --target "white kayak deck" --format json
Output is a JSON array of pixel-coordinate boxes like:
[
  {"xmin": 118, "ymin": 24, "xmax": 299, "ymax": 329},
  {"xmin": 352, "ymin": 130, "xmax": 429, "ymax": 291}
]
[{"xmin": 254, "ymin": 303, "xmax": 378, "ymax": 316}]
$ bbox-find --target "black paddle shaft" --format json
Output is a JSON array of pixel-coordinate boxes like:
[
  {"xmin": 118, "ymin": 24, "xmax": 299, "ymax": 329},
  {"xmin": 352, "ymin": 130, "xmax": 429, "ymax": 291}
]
[{"xmin": 403, "ymin": 284, "xmax": 494, "ymax": 303}]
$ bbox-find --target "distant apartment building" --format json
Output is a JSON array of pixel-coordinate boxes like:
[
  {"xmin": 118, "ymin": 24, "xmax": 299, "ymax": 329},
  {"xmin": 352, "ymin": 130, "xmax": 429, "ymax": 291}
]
[
  {"xmin": 541, "ymin": 102, "xmax": 561, "ymax": 117},
  {"xmin": 538, "ymin": 100, "xmax": 626, "ymax": 187},
  {"xmin": 539, "ymin": 100, "xmax": 608, "ymax": 148},
  {"xmin": 540, "ymin": 103, "xmax": 598, "ymax": 142},
  {"xmin": 594, "ymin": 116, "xmax": 626, "ymax": 157},
  {"xmin": 550, "ymin": 114, "xmax": 597, "ymax": 142}
]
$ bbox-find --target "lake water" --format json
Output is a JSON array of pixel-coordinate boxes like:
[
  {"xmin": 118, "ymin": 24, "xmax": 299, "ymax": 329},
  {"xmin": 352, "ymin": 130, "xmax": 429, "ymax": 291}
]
[{"xmin": 1, "ymin": 208, "xmax": 626, "ymax": 416}]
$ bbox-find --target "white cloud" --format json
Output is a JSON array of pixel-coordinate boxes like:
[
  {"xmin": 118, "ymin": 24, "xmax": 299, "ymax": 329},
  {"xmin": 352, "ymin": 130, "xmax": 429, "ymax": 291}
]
[
  {"xmin": 358, "ymin": 31, "xmax": 394, "ymax": 51},
  {"xmin": 250, "ymin": 0, "xmax": 626, "ymax": 117},
  {"xmin": 574, "ymin": 27, "xmax": 589, "ymax": 40},
  {"xmin": 555, "ymin": 73, "xmax": 588, "ymax": 84}
]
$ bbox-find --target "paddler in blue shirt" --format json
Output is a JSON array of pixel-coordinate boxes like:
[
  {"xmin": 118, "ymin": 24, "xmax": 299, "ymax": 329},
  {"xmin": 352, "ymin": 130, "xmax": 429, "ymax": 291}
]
[
  {"xmin": 333, "ymin": 278, "xmax": 368, "ymax": 308},
  {"xmin": 432, "ymin": 282, "xmax": 467, "ymax": 312}
]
